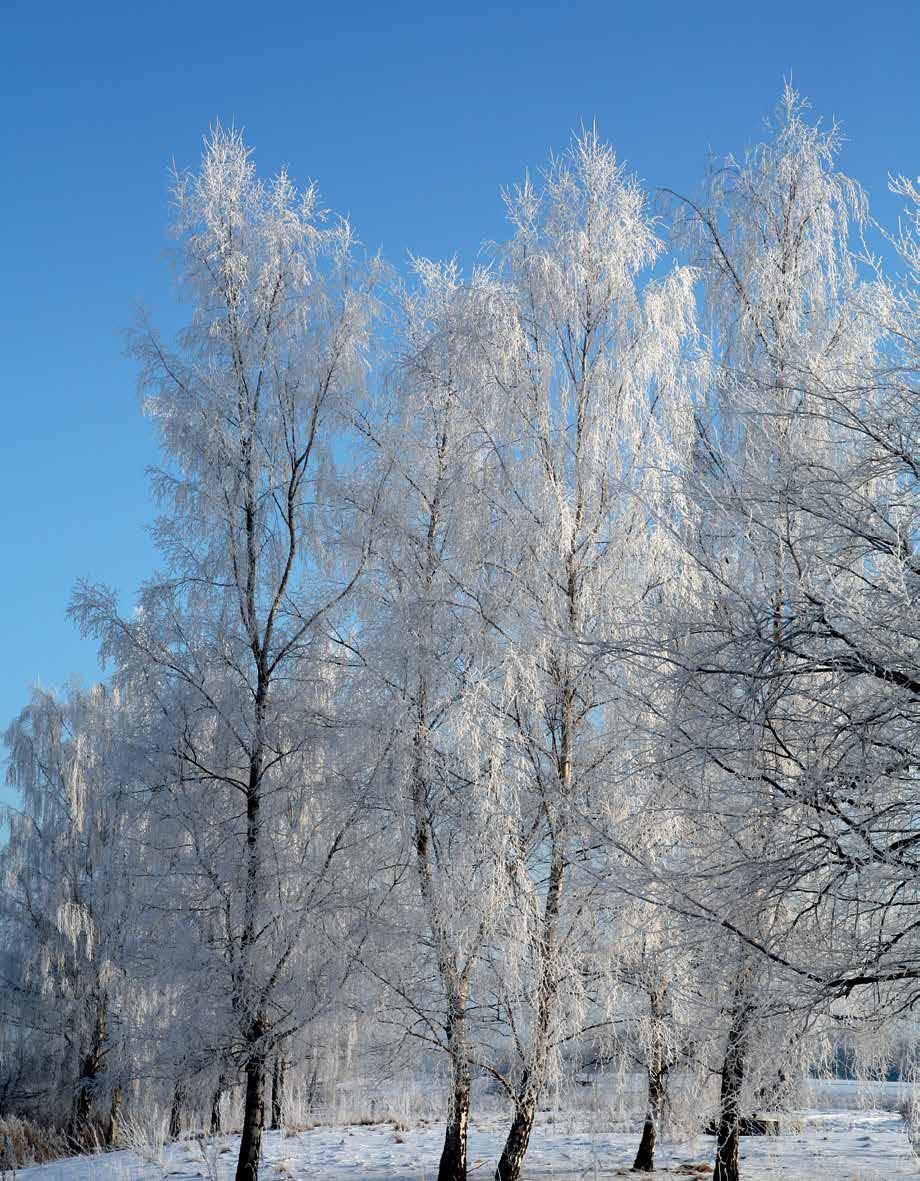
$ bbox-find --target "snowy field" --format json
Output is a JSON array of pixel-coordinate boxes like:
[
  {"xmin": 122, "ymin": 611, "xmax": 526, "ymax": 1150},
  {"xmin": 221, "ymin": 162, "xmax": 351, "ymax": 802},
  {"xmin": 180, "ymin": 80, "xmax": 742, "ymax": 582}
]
[{"xmin": 15, "ymin": 1101, "xmax": 919, "ymax": 1181}]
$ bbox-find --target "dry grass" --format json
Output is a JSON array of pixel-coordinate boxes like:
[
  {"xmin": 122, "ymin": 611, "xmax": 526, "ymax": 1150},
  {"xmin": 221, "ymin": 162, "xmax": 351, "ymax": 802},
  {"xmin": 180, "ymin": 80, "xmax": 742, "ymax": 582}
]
[{"xmin": 0, "ymin": 1115, "xmax": 71, "ymax": 1170}]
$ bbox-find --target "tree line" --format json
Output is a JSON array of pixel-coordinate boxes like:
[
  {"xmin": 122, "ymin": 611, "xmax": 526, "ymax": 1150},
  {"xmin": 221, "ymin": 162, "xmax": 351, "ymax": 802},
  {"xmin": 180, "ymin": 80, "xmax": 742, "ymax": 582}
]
[{"xmin": 2, "ymin": 86, "xmax": 919, "ymax": 1181}]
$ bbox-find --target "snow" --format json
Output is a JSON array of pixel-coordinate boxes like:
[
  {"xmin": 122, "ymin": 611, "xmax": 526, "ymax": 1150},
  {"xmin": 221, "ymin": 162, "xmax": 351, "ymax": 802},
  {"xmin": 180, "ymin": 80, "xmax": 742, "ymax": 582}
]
[{"xmin": 16, "ymin": 1107, "xmax": 918, "ymax": 1180}]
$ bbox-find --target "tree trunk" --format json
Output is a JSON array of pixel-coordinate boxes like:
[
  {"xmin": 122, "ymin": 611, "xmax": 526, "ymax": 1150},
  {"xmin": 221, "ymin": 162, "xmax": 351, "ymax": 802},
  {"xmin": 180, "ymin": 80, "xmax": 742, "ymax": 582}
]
[
  {"xmin": 633, "ymin": 988, "xmax": 667, "ymax": 1172},
  {"xmin": 411, "ymin": 659, "xmax": 473, "ymax": 1181},
  {"xmin": 495, "ymin": 837, "xmax": 566, "ymax": 1181},
  {"xmin": 235, "ymin": 1055, "xmax": 266, "ymax": 1181},
  {"xmin": 210, "ymin": 1075, "xmax": 227, "ymax": 1135},
  {"xmin": 713, "ymin": 992, "xmax": 752, "ymax": 1181},
  {"xmin": 70, "ymin": 1070, "xmax": 93, "ymax": 1144},
  {"xmin": 106, "ymin": 1086, "xmax": 121, "ymax": 1148},
  {"xmin": 496, "ymin": 1092, "xmax": 537, "ymax": 1181},
  {"xmin": 304, "ymin": 1060, "xmax": 319, "ymax": 1110},
  {"xmin": 633, "ymin": 1054, "xmax": 665, "ymax": 1171},
  {"xmin": 438, "ymin": 1023, "xmax": 471, "ymax": 1181},
  {"xmin": 169, "ymin": 1081, "xmax": 186, "ymax": 1141},
  {"xmin": 68, "ymin": 1005, "xmax": 107, "ymax": 1145},
  {"xmin": 235, "ymin": 670, "xmax": 267, "ymax": 1181},
  {"xmin": 270, "ymin": 1053, "xmax": 285, "ymax": 1130}
]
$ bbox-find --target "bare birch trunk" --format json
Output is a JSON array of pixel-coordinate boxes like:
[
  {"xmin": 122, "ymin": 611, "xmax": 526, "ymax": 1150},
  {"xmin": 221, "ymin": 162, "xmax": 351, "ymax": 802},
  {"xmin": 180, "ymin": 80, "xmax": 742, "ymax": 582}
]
[
  {"xmin": 412, "ymin": 649, "xmax": 474, "ymax": 1181},
  {"xmin": 632, "ymin": 989, "xmax": 667, "ymax": 1172},
  {"xmin": 270, "ymin": 1052, "xmax": 285, "ymax": 1130},
  {"xmin": 69, "ymin": 1005, "xmax": 106, "ymax": 1145},
  {"xmin": 495, "ymin": 840, "xmax": 566, "ymax": 1181},
  {"xmin": 236, "ymin": 1051, "xmax": 266, "ymax": 1181},
  {"xmin": 210, "ymin": 1075, "xmax": 226, "ymax": 1135},
  {"xmin": 496, "ymin": 574, "xmax": 576, "ymax": 1181},
  {"xmin": 631, "ymin": 1069, "xmax": 663, "ymax": 1173},
  {"xmin": 496, "ymin": 1091, "xmax": 537, "ymax": 1181},
  {"xmin": 106, "ymin": 1085, "xmax": 121, "ymax": 1148},
  {"xmin": 235, "ymin": 667, "xmax": 267, "ymax": 1180},
  {"xmin": 169, "ymin": 1081, "xmax": 185, "ymax": 1141},
  {"xmin": 713, "ymin": 986, "xmax": 752, "ymax": 1181},
  {"xmin": 438, "ymin": 1007, "xmax": 472, "ymax": 1181}
]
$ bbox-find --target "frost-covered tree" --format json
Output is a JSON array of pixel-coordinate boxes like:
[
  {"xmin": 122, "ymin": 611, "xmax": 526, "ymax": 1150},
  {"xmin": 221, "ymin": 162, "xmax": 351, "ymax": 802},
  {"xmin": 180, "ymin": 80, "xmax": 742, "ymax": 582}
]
[
  {"xmin": 352, "ymin": 258, "xmax": 511, "ymax": 1181},
  {"xmin": 593, "ymin": 817, "xmax": 712, "ymax": 1174},
  {"xmin": 751, "ymin": 167, "xmax": 920, "ymax": 1007},
  {"xmin": 1, "ymin": 684, "xmax": 137, "ymax": 1144},
  {"xmin": 3, "ymin": 89, "xmax": 918, "ymax": 1181},
  {"xmin": 71, "ymin": 125, "xmax": 380, "ymax": 1181},
  {"xmin": 468, "ymin": 129, "xmax": 700, "ymax": 1181},
  {"xmin": 662, "ymin": 86, "xmax": 887, "ymax": 1180}
]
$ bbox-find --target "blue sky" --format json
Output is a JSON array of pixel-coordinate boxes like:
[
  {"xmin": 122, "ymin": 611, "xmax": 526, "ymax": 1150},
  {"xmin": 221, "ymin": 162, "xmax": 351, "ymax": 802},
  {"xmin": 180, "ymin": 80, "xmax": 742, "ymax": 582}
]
[{"xmin": 1, "ymin": 0, "xmax": 917, "ymax": 806}]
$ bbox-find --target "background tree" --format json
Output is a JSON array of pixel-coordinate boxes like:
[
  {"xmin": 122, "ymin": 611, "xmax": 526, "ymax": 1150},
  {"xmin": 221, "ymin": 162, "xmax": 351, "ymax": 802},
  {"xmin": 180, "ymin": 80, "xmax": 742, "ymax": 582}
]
[{"xmin": 1, "ymin": 684, "xmax": 136, "ymax": 1144}]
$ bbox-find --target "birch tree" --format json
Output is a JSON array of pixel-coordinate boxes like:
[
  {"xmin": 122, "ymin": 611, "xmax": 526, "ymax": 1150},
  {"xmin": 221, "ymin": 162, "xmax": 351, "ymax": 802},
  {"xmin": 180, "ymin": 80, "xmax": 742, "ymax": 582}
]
[
  {"xmin": 352, "ymin": 258, "xmax": 509, "ymax": 1181},
  {"xmin": 473, "ymin": 129, "xmax": 700, "ymax": 1181},
  {"xmin": 71, "ymin": 125, "xmax": 379, "ymax": 1181},
  {"xmin": 1, "ymin": 685, "xmax": 136, "ymax": 1144},
  {"xmin": 664, "ymin": 86, "xmax": 882, "ymax": 1180}
]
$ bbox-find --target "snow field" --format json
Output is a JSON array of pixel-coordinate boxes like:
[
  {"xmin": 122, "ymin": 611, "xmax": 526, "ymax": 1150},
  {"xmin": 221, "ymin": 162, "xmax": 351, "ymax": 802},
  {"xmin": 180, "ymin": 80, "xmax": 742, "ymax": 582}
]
[{"xmin": 15, "ymin": 1108, "xmax": 917, "ymax": 1181}]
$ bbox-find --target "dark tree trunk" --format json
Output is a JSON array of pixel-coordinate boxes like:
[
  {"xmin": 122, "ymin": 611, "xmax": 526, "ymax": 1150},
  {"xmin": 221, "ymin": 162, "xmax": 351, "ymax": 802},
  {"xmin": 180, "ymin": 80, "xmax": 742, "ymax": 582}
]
[
  {"xmin": 234, "ymin": 672, "xmax": 267, "ymax": 1181},
  {"xmin": 496, "ymin": 1094, "xmax": 537, "ymax": 1181},
  {"xmin": 304, "ymin": 1060, "xmax": 319, "ymax": 1110},
  {"xmin": 106, "ymin": 1085, "xmax": 121, "ymax": 1148},
  {"xmin": 68, "ymin": 1006, "xmax": 107, "ymax": 1146},
  {"xmin": 210, "ymin": 1075, "xmax": 227, "ymax": 1135},
  {"xmin": 270, "ymin": 1053, "xmax": 285, "ymax": 1130},
  {"xmin": 235, "ymin": 1055, "xmax": 266, "ymax": 1181},
  {"xmin": 437, "ymin": 1040, "xmax": 471, "ymax": 1181},
  {"xmin": 633, "ymin": 988, "xmax": 667, "ymax": 1173},
  {"xmin": 169, "ymin": 1081, "xmax": 186, "ymax": 1141},
  {"xmin": 632, "ymin": 1058, "xmax": 664, "ymax": 1171},
  {"xmin": 70, "ymin": 1071, "xmax": 93, "ymax": 1145},
  {"xmin": 713, "ymin": 993, "xmax": 751, "ymax": 1181}
]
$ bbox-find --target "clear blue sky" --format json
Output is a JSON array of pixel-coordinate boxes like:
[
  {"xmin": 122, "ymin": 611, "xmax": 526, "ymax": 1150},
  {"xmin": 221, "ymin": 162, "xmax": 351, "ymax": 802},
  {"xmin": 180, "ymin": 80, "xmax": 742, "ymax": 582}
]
[{"xmin": 1, "ymin": 0, "xmax": 917, "ymax": 805}]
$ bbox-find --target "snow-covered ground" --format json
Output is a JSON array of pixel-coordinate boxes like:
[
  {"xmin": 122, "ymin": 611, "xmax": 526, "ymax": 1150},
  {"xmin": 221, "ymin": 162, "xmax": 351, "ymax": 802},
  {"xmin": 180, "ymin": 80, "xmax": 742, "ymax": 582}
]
[{"xmin": 15, "ymin": 1105, "xmax": 919, "ymax": 1181}]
